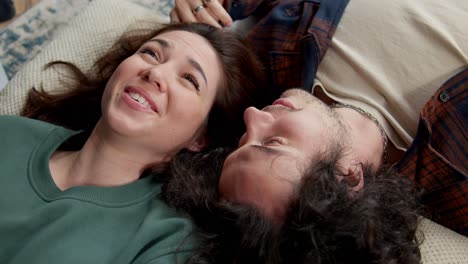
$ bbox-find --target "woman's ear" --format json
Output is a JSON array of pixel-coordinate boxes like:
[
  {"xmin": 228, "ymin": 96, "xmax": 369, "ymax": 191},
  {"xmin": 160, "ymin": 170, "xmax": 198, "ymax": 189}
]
[{"xmin": 187, "ymin": 135, "xmax": 207, "ymax": 152}]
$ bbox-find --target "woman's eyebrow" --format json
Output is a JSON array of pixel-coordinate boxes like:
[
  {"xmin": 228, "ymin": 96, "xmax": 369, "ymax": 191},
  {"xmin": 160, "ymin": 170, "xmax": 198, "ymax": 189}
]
[
  {"xmin": 146, "ymin": 38, "xmax": 208, "ymax": 87},
  {"xmin": 188, "ymin": 58, "xmax": 207, "ymax": 86},
  {"xmin": 146, "ymin": 38, "xmax": 169, "ymax": 48}
]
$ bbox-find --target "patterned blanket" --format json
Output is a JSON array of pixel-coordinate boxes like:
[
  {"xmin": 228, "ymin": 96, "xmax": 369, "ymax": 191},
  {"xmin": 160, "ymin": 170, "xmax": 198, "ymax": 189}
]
[{"xmin": 0, "ymin": 0, "xmax": 172, "ymax": 80}]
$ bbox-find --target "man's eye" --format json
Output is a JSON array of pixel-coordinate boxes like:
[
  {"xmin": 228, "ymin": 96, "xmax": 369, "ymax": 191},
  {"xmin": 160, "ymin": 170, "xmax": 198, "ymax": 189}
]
[
  {"xmin": 183, "ymin": 73, "xmax": 200, "ymax": 91},
  {"xmin": 263, "ymin": 138, "xmax": 282, "ymax": 146},
  {"xmin": 140, "ymin": 48, "xmax": 159, "ymax": 60}
]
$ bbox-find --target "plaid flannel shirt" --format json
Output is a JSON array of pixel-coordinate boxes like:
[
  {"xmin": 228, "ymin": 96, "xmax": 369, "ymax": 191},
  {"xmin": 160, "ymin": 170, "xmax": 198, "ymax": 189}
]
[
  {"xmin": 396, "ymin": 68, "xmax": 468, "ymax": 236},
  {"xmin": 225, "ymin": 0, "xmax": 349, "ymax": 94}
]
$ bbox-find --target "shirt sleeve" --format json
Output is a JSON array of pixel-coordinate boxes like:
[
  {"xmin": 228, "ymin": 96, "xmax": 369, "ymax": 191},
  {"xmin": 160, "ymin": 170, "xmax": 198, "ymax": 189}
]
[
  {"xmin": 396, "ymin": 67, "xmax": 468, "ymax": 236},
  {"xmin": 224, "ymin": 0, "xmax": 349, "ymax": 93}
]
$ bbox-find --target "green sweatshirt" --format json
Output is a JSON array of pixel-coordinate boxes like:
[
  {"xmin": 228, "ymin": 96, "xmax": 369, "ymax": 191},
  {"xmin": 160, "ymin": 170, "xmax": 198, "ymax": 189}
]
[{"xmin": 0, "ymin": 116, "xmax": 197, "ymax": 264}]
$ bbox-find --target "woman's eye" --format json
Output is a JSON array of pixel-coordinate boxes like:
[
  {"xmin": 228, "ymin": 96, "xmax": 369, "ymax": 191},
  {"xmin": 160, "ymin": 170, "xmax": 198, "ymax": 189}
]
[
  {"xmin": 183, "ymin": 73, "xmax": 200, "ymax": 91},
  {"xmin": 140, "ymin": 48, "xmax": 159, "ymax": 60}
]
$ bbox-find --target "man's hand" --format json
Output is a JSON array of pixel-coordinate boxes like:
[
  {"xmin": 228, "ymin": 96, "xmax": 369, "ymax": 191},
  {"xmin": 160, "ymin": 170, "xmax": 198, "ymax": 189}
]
[{"xmin": 170, "ymin": 0, "xmax": 233, "ymax": 28}]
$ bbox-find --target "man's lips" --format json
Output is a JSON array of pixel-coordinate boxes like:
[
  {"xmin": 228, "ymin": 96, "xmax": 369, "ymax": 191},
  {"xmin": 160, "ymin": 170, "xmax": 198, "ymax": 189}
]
[
  {"xmin": 271, "ymin": 98, "xmax": 295, "ymax": 109},
  {"xmin": 124, "ymin": 86, "xmax": 158, "ymax": 113}
]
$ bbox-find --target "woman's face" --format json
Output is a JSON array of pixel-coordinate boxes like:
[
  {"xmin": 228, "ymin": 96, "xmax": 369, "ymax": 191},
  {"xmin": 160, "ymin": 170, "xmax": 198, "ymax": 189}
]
[{"xmin": 101, "ymin": 30, "xmax": 222, "ymax": 156}]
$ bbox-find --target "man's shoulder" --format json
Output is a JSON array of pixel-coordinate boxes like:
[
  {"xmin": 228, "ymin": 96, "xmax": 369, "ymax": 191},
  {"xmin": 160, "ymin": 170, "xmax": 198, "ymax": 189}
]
[{"xmin": 396, "ymin": 67, "xmax": 468, "ymax": 236}]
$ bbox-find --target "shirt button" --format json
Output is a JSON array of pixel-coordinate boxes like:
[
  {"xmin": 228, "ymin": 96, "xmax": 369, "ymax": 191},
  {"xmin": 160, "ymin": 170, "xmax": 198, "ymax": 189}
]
[{"xmin": 439, "ymin": 91, "xmax": 450, "ymax": 102}]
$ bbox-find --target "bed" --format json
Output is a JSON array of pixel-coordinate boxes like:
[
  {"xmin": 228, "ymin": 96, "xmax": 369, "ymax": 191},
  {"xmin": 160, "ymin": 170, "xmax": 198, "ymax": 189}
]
[{"xmin": 0, "ymin": 0, "xmax": 467, "ymax": 262}]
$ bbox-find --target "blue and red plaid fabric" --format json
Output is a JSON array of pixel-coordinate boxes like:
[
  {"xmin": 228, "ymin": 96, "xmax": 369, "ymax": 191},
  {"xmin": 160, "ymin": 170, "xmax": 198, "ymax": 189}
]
[
  {"xmin": 225, "ymin": 0, "xmax": 349, "ymax": 94},
  {"xmin": 396, "ymin": 67, "xmax": 468, "ymax": 236}
]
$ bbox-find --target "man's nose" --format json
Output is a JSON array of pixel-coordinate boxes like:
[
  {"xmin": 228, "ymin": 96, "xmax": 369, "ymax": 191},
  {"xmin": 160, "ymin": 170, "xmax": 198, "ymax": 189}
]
[
  {"xmin": 241, "ymin": 107, "xmax": 275, "ymax": 143},
  {"xmin": 141, "ymin": 65, "xmax": 169, "ymax": 93}
]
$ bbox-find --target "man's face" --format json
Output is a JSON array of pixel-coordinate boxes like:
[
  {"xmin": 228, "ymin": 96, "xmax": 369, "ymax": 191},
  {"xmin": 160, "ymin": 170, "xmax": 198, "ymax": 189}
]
[{"xmin": 218, "ymin": 89, "xmax": 347, "ymax": 222}]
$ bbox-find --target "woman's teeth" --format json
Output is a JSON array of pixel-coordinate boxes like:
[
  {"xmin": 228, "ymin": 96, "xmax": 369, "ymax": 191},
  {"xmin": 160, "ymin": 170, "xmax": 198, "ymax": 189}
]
[{"xmin": 128, "ymin": 92, "xmax": 151, "ymax": 108}]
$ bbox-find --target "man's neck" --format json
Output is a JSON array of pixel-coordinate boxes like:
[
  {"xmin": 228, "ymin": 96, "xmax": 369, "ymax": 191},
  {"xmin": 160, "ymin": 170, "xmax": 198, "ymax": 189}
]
[
  {"xmin": 313, "ymin": 87, "xmax": 404, "ymax": 165},
  {"xmin": 334, "ymin": 107, "xmax": 385, "ymax": 168}
]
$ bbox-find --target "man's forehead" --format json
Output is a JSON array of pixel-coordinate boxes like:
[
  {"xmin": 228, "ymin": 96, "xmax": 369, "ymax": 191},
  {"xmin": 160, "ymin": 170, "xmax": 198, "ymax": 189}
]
[
  {"xmin": 244, "ymin": 146, "xmax": 305, "ymax": 173},
  {"xmin": 231, "ymin": 145, "xmax": 283, "ymax": 164}
]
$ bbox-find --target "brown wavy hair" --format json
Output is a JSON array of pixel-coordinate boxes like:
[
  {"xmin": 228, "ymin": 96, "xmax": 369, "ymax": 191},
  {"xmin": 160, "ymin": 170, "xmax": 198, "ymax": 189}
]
[
  {"xmin": 22, "ymin": 22, "xmax": 271, "ymax": 149},
  {"xmin": 163, "ymin": 147, "xmax": 423, "ymax": 264}
]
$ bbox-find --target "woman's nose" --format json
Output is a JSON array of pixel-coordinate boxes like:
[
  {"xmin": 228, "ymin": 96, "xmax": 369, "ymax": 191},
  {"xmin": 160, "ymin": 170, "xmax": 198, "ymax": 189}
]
[{"xmin": 142, "ymin": 65, "xmax": 168, "ymax": 93}]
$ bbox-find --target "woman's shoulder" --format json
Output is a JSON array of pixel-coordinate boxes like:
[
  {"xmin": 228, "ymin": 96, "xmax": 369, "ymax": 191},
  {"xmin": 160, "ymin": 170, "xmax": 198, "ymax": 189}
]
[
  {"xmin": 0, "ymin": 115, "xmax": 62, "ymax": 140},
  {"xmin": 0, "ymin": 115, "xmax": 56, "ymax": 129}
]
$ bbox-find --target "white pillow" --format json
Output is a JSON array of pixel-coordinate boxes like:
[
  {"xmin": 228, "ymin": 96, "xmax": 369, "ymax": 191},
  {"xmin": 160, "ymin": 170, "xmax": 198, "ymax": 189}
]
[
  {"xmin": 0, "ymin": 0, "xmax": 165, "ymax": 115},
  {"xmin": 418, "ymin": 218, "xmax": 468, "ymax": 263}
]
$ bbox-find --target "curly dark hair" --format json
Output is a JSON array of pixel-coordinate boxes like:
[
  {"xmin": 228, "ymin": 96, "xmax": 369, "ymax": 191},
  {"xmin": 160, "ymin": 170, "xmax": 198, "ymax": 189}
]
[
  {"xmin": 162, "ymin": 147, "xmax": 422, "ymax": 264},
  {"xmin": 22, "ymin": 22, "xmax": 271, "ymax": 149}
]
